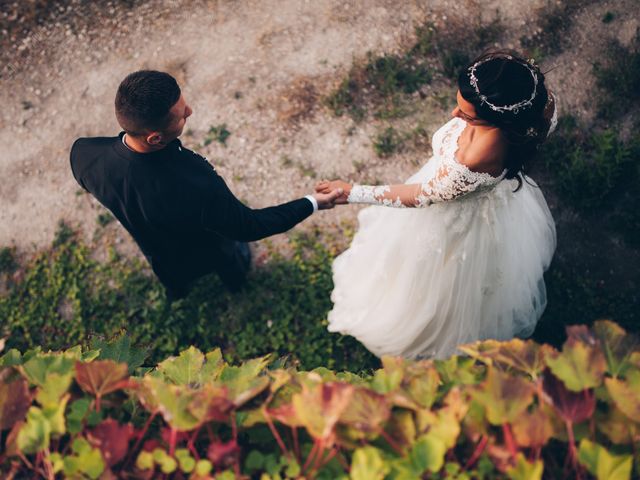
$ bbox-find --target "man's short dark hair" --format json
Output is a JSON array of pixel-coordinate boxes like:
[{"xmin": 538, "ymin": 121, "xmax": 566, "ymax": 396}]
[{"xmin": 115, "ymin": 70, "xmax": 181, "ymax": 136}]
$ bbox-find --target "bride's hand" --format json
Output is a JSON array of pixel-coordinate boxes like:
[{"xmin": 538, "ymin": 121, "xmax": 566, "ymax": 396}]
[{"xmin": 316, "ymin": 180, "xmax": 351, "ymax": 204}]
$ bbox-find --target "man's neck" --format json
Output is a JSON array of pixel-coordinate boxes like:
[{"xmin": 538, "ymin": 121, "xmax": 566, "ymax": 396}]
[{"xmin": 123, "ymin": 133, "xmax": 169, "ymax": 153}]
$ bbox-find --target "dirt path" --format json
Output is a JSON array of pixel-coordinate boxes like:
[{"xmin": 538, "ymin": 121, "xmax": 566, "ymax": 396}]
[{"xmin": 1, "ymin": 0, "xmax": 637, "ymax": 261}]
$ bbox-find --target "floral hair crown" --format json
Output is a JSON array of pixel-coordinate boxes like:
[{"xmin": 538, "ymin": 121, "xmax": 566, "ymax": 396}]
[{"xmin": 468, "ymin": 54, "xmax": 539, "ymax": 114}]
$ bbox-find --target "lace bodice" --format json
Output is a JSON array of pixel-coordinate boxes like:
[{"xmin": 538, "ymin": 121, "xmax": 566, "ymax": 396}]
[
  {"xmin": 348, "ymin": 118, "xmax": 507, "ymax": 207},
  {"xmin": 348, "ymin": 93, "xmax": 558, "ymax": 208}
]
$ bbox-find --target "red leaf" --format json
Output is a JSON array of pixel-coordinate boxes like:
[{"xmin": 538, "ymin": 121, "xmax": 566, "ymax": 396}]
[
  {"xmin": 0, "ymin": 369, "xmax": 30, "ymax": 430},
  {"xmin": 75, "ymin": 360, "xmax": 129, "ymax": 399},
  {"xmin": 207, "ymin": 439, "xmax": 239, "ymax": 468},
  {"xmin": 542, "ymin": 368, "xmax": 595, "ymax": 423},
  {"xmin": 87, "ymin": 418, "xmax": 134, "ymax": 467}
]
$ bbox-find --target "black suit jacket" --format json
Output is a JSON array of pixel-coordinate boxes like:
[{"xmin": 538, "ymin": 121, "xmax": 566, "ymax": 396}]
[{"xmin": 69, "ymin": 132, "xmax": 313, "ymax": 293}]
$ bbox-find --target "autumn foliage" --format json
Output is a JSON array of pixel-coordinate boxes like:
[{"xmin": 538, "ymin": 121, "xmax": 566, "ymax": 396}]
[{"xmin": 0, "ymin": 320, "xmax": 638, "ymax": 479}]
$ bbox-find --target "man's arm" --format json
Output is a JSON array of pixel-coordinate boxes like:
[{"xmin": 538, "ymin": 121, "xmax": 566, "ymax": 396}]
[{"xmin": 200, "ymin": 176, "xmax": 341, "ymax": 242}]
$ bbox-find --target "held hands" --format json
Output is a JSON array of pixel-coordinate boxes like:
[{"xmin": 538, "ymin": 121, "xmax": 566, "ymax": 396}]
[{"xmin": 315, "ymin": 180, "xmax": 352, "ymax": 205}]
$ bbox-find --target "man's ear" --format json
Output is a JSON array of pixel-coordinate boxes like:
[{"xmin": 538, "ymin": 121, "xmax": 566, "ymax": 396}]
[{"xmin": 147, "ymin": 132, "xmax": 163, "ymax": 145}]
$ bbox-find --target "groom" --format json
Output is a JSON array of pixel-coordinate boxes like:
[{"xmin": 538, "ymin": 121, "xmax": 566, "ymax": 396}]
[{"xmin": 70, "ymin": 70, "xmax": 342, "ymax": 301}]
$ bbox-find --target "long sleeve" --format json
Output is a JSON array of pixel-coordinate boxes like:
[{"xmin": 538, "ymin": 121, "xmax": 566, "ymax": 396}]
[
  {"xmin": 347, "ymin": 161, "xmax": 504, "ymax": 208},
  {"xmin": 200, "ymin": 175, "xmax": 313, "ymax": 241}
]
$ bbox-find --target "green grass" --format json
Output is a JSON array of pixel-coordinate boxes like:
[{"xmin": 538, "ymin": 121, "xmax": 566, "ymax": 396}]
[
  {"xmin": 540, "ymin": 115, "xmax": 640, "ymax": 211},
  {"xmin": 323, "ymin": 16, "xmax": 501, "ymax": 122},
  {"xmin": 593, "ymin": 33, "xmax": 640, "ymax": 120},
  {"xmin": 204, "ymin": 124, "xmax": 231, "ymax": 146},
  {"xmin": 0, "ymin": 223, "xmax": 378, "ymax": 373},
  {"xmin": 372, "ymin": 126, "xmax": 403, "ymax": 157}
]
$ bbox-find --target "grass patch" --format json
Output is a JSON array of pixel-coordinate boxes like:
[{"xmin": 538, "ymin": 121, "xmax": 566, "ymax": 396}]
[
  {"xmin": 96, "ymin": 211, "xmax": 114, "ymax": 227},
  {"xmin": 324, "ymin": 15, "xmax": 502, "ymax": 121},
  {"xmin": 520, "ymin": 0, "xmax": 597, "ymax": 57},
  {"xmin": 540, "ymin": 115, "xmax": 639, "ymax": 211},
  {"xmin": 0, "ymin": 224, "xmax": 378, "ymax": 373},
  {"xmin": 372, "ymin": 126, "xmax": 403, "ymax": 157},
  {"xmin": 593, "ymin": 33, "xmax": 640, "ymax": 120},
  {"xmin": 0, "ymin": 247, "xmax": 17, "ymax": 274},
  {"xmin": 204, "ymin": 124, "xmax": 231, "ymax": 146}
]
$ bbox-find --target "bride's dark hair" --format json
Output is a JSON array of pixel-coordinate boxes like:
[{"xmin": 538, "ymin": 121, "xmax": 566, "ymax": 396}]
[{"xmin": 457, "ymin": 50, "xmax": 552, "ymax": 190}]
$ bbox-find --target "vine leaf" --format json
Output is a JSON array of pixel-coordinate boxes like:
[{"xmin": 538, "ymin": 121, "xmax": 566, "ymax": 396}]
[
  {"xmin": 506, "ymin": 453, "xmax": 544, "ymax": 480},
  {"xmin": 545, "ymin": 325, "xmax": 606, "ymax": 391},
  {"xmin": 293, "ymin": 382, "xmax": 354, "ymax": 442},
  {"xmin": 592, "ymin": 320, "xmax": 639, "ymax": 378},
  {"xmin": 350, "ymin": 446, "xmax": 389, "ymax": 480},
  {"xmin": 469, "ymin": 366, "xmax": 535, "ymax": 425},
  {"xmin": 541, "ymin": 369, "xmax": 594, "ymax": 424},
  {"xmin": 604, "ymin": 369, "xmax": 640, "ymax": 422},
  {"xmin": 75, "ymin": 360, "xmax": 129, "ymax": 408},
  {"xmin": 92, "ymin": 334, "xmax": 148, "ymax": 374},
  {"xmin": 157, "ymin": 346, "xmax": 205, "ymax": 386},
  {"xmin": 459, "ymin": 338, "xmax": 554, "ymax": 380},
  {"xmin": 87, "ymin": 419, "xmax": 135, "ymax": 467},
  {"xmin": 511, "ymin": 408, "xmax": 554, "ymax": 448},
  {"xmin": 578, "ymin": 439, "xmax": 632, "ymax": 480},
  {"xmin": 0, "ymin": 369, "xmax": 30, "ymax": 430},
  {"xmin": 339, "ymin": 386, "xmax": 390, "ymax": 440}
]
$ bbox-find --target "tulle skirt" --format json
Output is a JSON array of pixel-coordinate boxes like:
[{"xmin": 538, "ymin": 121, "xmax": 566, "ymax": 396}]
[{"xmin": 327, "ymin": 175, "xmax": 557, "ymax": 360}]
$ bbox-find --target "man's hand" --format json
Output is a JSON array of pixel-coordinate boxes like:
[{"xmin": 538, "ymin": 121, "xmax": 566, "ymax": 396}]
[
  {"xmin": 315, "ymin": 180, "xmax": 352, "ymax": 205},
  {"xmin": 313, "ymin": 188, "xmax": 344, "ymax": 210}
]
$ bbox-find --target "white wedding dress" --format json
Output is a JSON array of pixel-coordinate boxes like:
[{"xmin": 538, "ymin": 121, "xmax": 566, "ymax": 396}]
[{"xmin": 327, "ymin": 109, "xmax": 558, "ymax": 360}]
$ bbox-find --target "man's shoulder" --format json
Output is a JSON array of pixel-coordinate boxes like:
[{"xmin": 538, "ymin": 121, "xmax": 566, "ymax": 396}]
[{"xmin": 71, "ymin": 134, "xmax": 117, "ymax": 155}]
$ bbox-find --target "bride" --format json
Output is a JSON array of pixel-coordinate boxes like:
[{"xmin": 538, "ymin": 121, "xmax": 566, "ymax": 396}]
[{"xmin": 316, "ymin": 51, "xmax": 558, "ymax": 360}]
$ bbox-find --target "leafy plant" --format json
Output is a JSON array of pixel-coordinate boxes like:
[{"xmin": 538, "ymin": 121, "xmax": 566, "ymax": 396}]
[
  {"xmin": 593, "ymin": 33, "xmax": 640, "ymax": 120},
  {"xmin": 540, "ymin": 115, "xmax": 639, "ymax": 210},
  {"xmin": 1, "ymin": 320, "xmax": 639, "ymax": 478},
  {"xmin": 204, "ymin": 124, "xmax": 231, "ymax": 146},
  {"xmin": 0, "ymin": 225, "xmax": 377, "ymax": 372},
  {"xmin": 373, "ymin": 127, "xmax": 403, "ymax": 157}
]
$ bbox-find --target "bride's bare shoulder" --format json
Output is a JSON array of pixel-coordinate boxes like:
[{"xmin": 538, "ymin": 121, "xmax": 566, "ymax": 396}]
[{"xmin": 457, "ymin": 128, "xmax": 507, "ymax": 177}]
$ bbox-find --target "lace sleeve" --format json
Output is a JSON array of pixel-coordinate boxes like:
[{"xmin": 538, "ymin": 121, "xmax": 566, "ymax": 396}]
[{"xmin": 347, "ymin": 162, "xmax": 502, "ymax": 208}]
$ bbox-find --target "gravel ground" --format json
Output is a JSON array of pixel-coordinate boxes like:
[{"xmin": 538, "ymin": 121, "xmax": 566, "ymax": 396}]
[{"xmin": 0, "ymin": 0, "xmax": 637, "ymax": 262}]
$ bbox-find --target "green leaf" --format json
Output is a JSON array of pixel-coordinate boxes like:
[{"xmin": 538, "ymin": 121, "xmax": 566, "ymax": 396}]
[
  {"xmin": 469, "ymin": 366, "xmax": 534, "ymax": 425},
  {"xmin": 67, "ymin": 398, "xmax": 91, "ymax": 435},
  {"xmin": 604, "ymin": 369, "xmax": 640, "ymax": 422},
  {"xmin": 370, "ymin": 357, "xmax": 404, "ymax": 393},
  {"xmin": 592, "ymin": 321, "xmax": 639, "ymax": 377},
  {"xmin": 136, "ymin": 451, "xmax": 154, "ymax": 470},
  {"xmin": 195, "ymin": 459, "xmax": 213, "ymax": 476},
  {"xmin": 578, "ymin": 439, "xmax": 632, "ymax": 480},
  {"xmin": 137, "ymin": 377, "xmax": 203, "ymax": 431},
  {"xmin": 63, "ymin": 437, "xmax": 106, "ymax": 480},
  {"xmin": 35, "ymin": 372, "xmax": 73, "ymax": 407},
  {"xmin": 20, "ymin": 352, "xmax": 75, "ymax": 387},
  {"xmin": 410, "ymin": 434, "xmax": 447, "ymax": 474},
  {"xmin": 92, "ymin": 334, "xmax": 147, "ymax": 374},
  {"xmin": 350, "ymin": 446, "xmax": 389, "ymax": 480},
  {"xmin": 245, "ymin": 450, "xmax": 265, "ymax": 471},
  {"xmin": 17, "ymin": 407, "xmax": 51, "ymax": 454},
  {"xmin": 157, "ymin": 346, "xmax": 205, "ymax": 385},
  {"xmin": 0, "ymin": 349, "xmax": 22, "ymax": 367},
  {"xmin": 506, "ymin": 453, "xmax": 543, "ymax": 480},
  {"xmin": 545, "ymin": 325, "xmax": 607, "ymax": 391}
]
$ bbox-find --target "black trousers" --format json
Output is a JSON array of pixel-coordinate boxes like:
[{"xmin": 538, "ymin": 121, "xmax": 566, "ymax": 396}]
[{"xmin": 164, "ymin": 240, "xmax": 252, "ymax": 302}]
